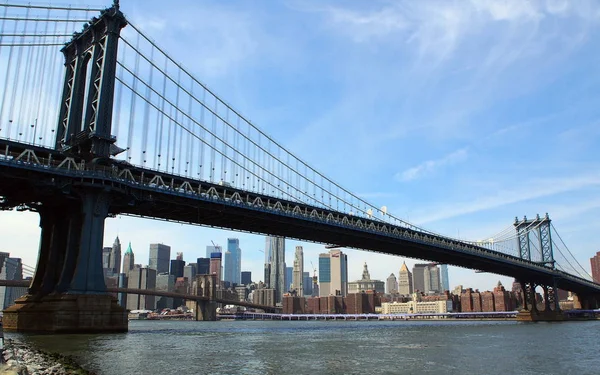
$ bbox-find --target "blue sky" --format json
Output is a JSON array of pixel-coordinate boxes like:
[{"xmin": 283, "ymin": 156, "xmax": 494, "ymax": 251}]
[{"xmin": 2, "ymin": 0, "xmax": 600, "ymax": 291}]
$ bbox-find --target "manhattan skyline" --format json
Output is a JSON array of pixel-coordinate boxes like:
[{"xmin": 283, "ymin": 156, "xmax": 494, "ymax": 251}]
[{"xmin": 0, "ymin": 0, "xmax": 598, "ymax": 291}]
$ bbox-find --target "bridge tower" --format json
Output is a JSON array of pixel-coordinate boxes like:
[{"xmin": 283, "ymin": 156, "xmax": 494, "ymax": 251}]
[
  {"xmin": 514, "ymin": 214, "xmax": 562, "ymax": 321},
  {"xmin": 3, "ymin": 1, "xmax": 128, "ymax": 333}
]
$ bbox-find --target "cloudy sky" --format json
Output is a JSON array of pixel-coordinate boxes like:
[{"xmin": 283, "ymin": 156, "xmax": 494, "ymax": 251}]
[{"xmin": 1, "ymin": 0, "xmax": 600, "ymax": 291}]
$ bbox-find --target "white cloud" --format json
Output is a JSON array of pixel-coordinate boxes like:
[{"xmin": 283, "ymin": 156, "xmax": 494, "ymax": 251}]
[{"xmin": 396, "ymin": 147, "xmax": 469, "ymax": 182}]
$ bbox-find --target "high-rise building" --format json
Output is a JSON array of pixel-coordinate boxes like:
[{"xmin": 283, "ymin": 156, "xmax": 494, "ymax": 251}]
[
  {"xmin": 398, "ymin": 261, "xmax": 413, "ymax": 295},
  {"xmin": 303, "ymin": 271, "xmax": 313, "ymax": 296},
  {"xmin": 412, "ymin": 263, "xmax": 441, "ymax": 294},
  {"xmin": 386, "ymin": 273, "xmax": 398, "ymax": 294},
  {"xmin": 206, "ymin": 245, "xmax": 222, "ymax": 258},
  {"xmin": 122, "ymin": 242, "xmax": 135, "ymax": 275},
  {"xmin": 197, "ymin": 257, "xmax": 210, "ymax": 275},
  {"xmin": 170, "ymin": 252, "xmax": 185, "ymax": 278},
  {"xmin": 0, "ymin": 257, "xmax": 24, "ymax": 309},
  {"xmin": 224, "ymin": 238, "xmax": 241, "ymax": 285},
  {"xmin": 285, "ymin": 266, "xmax": 293, "ymax": 293},
  {"xmin": 241, "ymin": 271, "xmax": 252, "ymax": 285},
  {"xmin": 210, "ymin": 252, "xmax": 222, "ymax": 288},
  {"xmin": 110, "ymin": 236, "xmax": 122, "ymax": 275},
  {"xmin": 440, "ymin": 264, "xmax": 449, "ymax": 292},
  {"xmin": 292, "ymin": 246, "xmax": 304, "ymax": 296},
  {"xmin": 591, "ymin": 251, "xmax": 600, "ymax": 283},
  {"xmin": 126, "ymin": 267, "xmax": 157, "ymax": 311},
  {"xmin": 149, "ymin": 243, "xmax": 171, "ymax": 274},
  {"xmin": 183, "ymin": 263, "xmax": 197, "ymax": 282},
  {"xmin": 264, "ymin": 236, "xmax": 285, "ymax": 304},
  {"xmin": 319, "ymin": 249, "xmax": 348, "ymax": 297},
  {"xmin": 156, "ymin": 273, "xmax": 175, "ymax": 310},
  {"xmin": 102, "ymin": 247, "xmax": 112, "ymax": 270}
]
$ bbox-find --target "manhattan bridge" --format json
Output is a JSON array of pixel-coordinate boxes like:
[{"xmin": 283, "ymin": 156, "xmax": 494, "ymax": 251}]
[{"xmin": 0, "ymin": 1, "xmax": 598, "ymax": 332}]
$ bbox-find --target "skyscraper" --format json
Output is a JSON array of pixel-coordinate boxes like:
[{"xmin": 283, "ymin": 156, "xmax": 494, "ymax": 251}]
[
  {"xmin": 398, "ymin": 261, "xmax": 413, "ymax": 295},
  {"xmin": 591, "ymin": 251, "xmax": 600, "ymax": 283},
  {"xmin": 412, "ymin": 263, "xmax": 441, "ymax": 294},
  {"xmin": 197, "ymin": 257, "xmax": 210, "ymax": 275},
  {"xmin": 170, "ymin": 252, "xmax": 185, "ymax": 278},
  {"xmin": 102, "ymin": 247, "xmax": 111, "ymax": 270},
  {"xmin": 319, "ymin": 249, "xmax": 348, "ymax": 297},
  {"xmin": 440, "ymin": 264, "xmax": 449, "ymax": 292},
  {"xmin": 127, "ymin": 267, "xmax": 157, "ymax": 311},
  {"xmin": 303, "ymin": 271, "xmax": 313, "ymax": 296},
  {"xmin": 210, "ymin": 252, "xmax": 222, "ymax": 288},
  {"xmin": 285, "ymin": 267, "xmax": 293, "ymax": 292},
  {"xmin": 110, "ymin": 236, "xmax": 122, "ymax": 275},
  {"xmin": 224, "ymin": 238, "xmax": 241, "ymax": 285},
  {"xmin": 206, "ymin": 245, "xmax": 222, "ymax": 258},
  {"xmin": 122, "ymin": 242, "xmax": 135, "ymax": 275},
  {"xmin": 149, "ymin": 243, "xmax": 171, "ymax": 274},
  {"xmin": 386, "ymin": 273, "xmax": 398, "ymax": 294},
  {"xmin": 241, "ymin": 271, "xmax": 252, "ymax": 285},
  {"xmin": 264, "ymin": 236, "xmax": 285, "ymax": 304},
  {"xmin": 292, "ymin": 246, "xmax": 304, "ymax": 296}
]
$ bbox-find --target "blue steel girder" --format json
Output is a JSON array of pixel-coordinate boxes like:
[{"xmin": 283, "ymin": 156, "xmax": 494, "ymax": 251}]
[
  {"xmin": 514, "ymin": 216, "xmax": 532, "ymax": 261},
  {"xmin": 537, "ymin": 214, "xmax": 554, "ymax": 268}
]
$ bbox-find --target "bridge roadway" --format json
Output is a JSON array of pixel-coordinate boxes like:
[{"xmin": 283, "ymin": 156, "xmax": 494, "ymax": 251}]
[
  {"xmin": 0, "ymin": 279, "xmax": 280, "ymax": 313},
  {"xmin": 1, "ymin": 138, "xmax": 599, "ymax": 295}
]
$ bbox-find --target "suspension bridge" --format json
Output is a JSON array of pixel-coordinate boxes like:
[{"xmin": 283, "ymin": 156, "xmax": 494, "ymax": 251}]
[{"xmin": 0, "ymin": 1, "xmax": 598, "ymax": 332}]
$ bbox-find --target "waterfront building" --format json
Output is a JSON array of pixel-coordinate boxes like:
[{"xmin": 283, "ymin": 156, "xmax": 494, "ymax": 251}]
[
  {"xmin": 253, "ymin": 287, "xmax": 276, "ymax": 307},
  {"xmin": 224, "ymin": 238, "xmax": 241, "ymax": 285},
  {"xmin": 386, "ymin": 273, "xmax": 398, "ymax": 294},
  {"xmin": 292, "ymin": 246, "xmax": 304, "ymax": 296},
  {"xmin": 591, "ymin": 251, "xmax": 600, "ymax": 283},
  {"xmin": 197, "ymin": 257, "xmax": 210, "ymax": 275},
  {"xmin": 303, "ymin": 271, "xmax": 313, "ymax": 296},
  {"xmin": 170, "ymin": 253, "xmax": 185, "ymax": 278},
  {"xmin": 440, "ymin": 264, "xmax": 449, "ymax": 292},
  {"xmin": 264, "ymin": 236, "xmax": 286, "ymax": 304},
  {"xmin": 110, "ymin": 236, "xmax": 122, "ymax": 275},
  {"xmin": 348, "ymin": 263, "xmax": 385, "ymax": 294},
  {"xmin": 241, "ymin": 271, "xmax": 252, "ymax": 285},
  {"xmin": 156, "ymin": 273, "xmax": 175, "ymax": 310},
  {"xmin": 149, "ymin": 243, "xmax": 171, "ymax": 274},
  {"xmin": 127, "ymin": 267, "xmax": 157, "ymax": 311},
  {"xmin": 493, "ymin": 281, "xmax": 514, "ymax": 311},
  {"xmin": 481, "ymin": 291, "xmax": 495, "ymax": 312},
  {"xmin": 381, "ymin": 294, "xmax": 452, "ymax": 314},
  {"xmin": 122, "ymin": 242, "xmax": 135, "ymax": 275},
  {"xmin": 319, "ymin": 249, "xmax": 348, "ymax": 297},
  {"xmin": 398, "ymin": 262, "xmax": 413, "ymax": 295}
]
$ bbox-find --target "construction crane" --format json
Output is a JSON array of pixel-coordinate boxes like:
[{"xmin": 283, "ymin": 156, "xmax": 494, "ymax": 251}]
[{"xmin": 310, "ymin": 261, "xmax": 318, "ymax": 282}]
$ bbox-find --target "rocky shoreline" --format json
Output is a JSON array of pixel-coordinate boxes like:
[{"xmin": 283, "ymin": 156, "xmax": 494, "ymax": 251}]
[{"xmin": 1, "ymin": 340, "xmax": 95, "ymax": 375}]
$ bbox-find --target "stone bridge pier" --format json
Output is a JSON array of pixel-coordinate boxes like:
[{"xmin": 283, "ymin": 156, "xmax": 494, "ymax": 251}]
[{"xmin": 516, "ymin": 279, "xmax": 565, "ymax": 322}]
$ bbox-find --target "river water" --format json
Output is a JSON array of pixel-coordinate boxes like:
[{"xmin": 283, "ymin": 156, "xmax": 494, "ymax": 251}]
[{"xmin": 6, "ymin": 319, "xmax": 600, "ymax": 374}]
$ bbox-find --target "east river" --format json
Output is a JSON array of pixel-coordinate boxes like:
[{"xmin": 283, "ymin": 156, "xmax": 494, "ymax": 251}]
[{"xmin": 6, "ymin": 319, "xmax": 600, "ymax": 374}]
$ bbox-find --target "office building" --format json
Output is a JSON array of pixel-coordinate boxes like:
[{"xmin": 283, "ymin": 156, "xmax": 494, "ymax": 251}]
[
  {"xmin": 253, "ymin": 288, "xmax": 275, "ymax": 307},
  {"xmin": 122, "ymin": 242, "xmax": 135, "ymax": 275},
  {"xmin": 440, "ymin": 264, "xmax": 449, "ymax": 292},
  {"xmin": 110, "ymin": 236, "xmax": 122, "ymax": 275},
  {"xmin": 184, "ymin": 263, "xmax": 197, "ymax": 281},
  {"xmin": 197, "ymin": 257, "xmax": 210, "ymax": 275},
  {"xmin": 386, "ymin": 273, "xmax": 398, "ymax": 294},
  {"xmin": 224, "ymin": 238, "xmax": 241, "ymax": 285},
  {"xmin": 170, "ymin": 252, "xmax": 185, "ymax": 278},
  {"xmin": 412, "ymin": 263, "xmax": 441, "ymax": 294},
  {"xmin": 348, "ymin": 263, "xmax": 385, "ymax": 294},
  {"xmin": 292, "ymin": 246, "xmax": 304, "ymax": 296},
  {"xmin": 398, "ymin": 261, "xmax": 413, "ymax": 295},
  {"xmin": 285, "ymin": 267, "xmax": 293, "ymax": 293},
  {"xmin": 102, "ymin": 247, "xmax": 112, "ymax": 270},
  {"xmin": 303, "ymin": 271, "xmax": 313, "ymax": 296},
  {"xmin": 241, "ymin": 271, "xmax": 252, "ymax": 285},
  {"xmin": 126, "ymin": 267, "xmax": 157, "ymax": 311},
  {"xmin": 591, "ymin": 251, "xmax": 600, "ymax": 283},
  {"xmin": 319, "ymin": 249, "xmax": 348, "ymax": 297},
  {"xmin": 210, "ymin": 252, "xmax": 222, "ymax": 288},
  {"xmin": 264, "ymin": 236, "xmax": 286, "ymax": 304},
  {"xmin": 149, "ymin": 243, "xmax": 171, "ymax": 274},
  {"xmin": 156, "ymin": 273, "xmax": 175, "ymax": 310}
]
